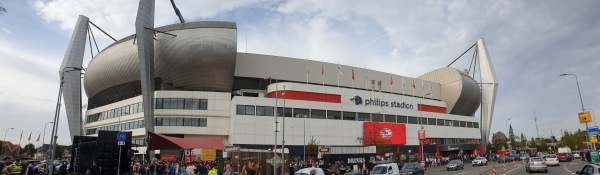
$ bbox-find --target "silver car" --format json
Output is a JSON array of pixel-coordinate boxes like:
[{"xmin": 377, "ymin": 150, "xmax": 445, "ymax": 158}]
[
  {"xmin": 577, "ymin": 164, "xmax": 600, "ymax": 175},
  {"xmin": 525, "ymin": 157, "xmax": 547, "ymax": 173}
]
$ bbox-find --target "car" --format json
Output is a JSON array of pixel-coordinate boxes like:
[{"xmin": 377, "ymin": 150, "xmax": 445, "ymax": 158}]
[
  {"xmin": 371, "ymin": 163, "xmax": 400, "ymax": 175},
  {"xmin": 576, "ymin": 164, "xmax": 600, "ymax": 175},
  {"xmin": 472, "ymin": 157, "xmax": 488, "ymax": 166},
  {"xmin": 525, "ymin": 157, "xmax": 547, "ymax": 173},
  {"xmin": 520, "ymin": 154, "xmax": 531, "ymax": 160},
  {"xmin": 446, "ymin": 160, "xmax": 464, "ymax": 171},
  {"xmin": 573, "ymin": 153, "xmax": 581, "ymax": 159},
  {"xmin": 558, "ymin": 153, "xmax": 572, "ymax": 162},
  {"xmin": 398, "ymin": 163, "xmax": 424, "ymax": 175},
  {"xmin": 545, "ymin": 154, "xmax": 559, "ymax": 166},
  {"xmin": 295, "ymin": 168, "xmax": 325, "ymax": 175},
  {"xmin": 497, "ymin": 156, "xmax": 513, "ymax": 163}
]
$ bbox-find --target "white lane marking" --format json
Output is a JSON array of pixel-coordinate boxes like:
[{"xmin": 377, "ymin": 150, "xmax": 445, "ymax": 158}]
[
  {"xmin": 453, "ymin": 172, "xmax": 466, "ymax": 175},
  {"xmin": 503, "ymin": 164, "xmax": 524, "ymax": 175},
  {"xmin": 563, "ymin": 162, "xmax": 577, "ymax": 175}
]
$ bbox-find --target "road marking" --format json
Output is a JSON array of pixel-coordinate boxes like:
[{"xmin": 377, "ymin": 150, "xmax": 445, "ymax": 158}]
[
  {"xmin": 453, "ymin": 172, "xmax": 466, "ymax": 175},
  {"xmin": 564, "ymin": 163, "xmax": 576, "ymax": 175},
  {"xmin": 503, "ymin": 164, "xmax": 523, "ymax": 174}
]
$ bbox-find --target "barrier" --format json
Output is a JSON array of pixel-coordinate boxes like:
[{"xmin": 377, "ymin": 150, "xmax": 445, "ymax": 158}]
[
  {"xmin": 503, "ymin": 163, "xmax": 506, "ymax": 173},
  {"xmin": 513, "ymin": 160, "xmax": 516, "ymax": 168},
  {"xmin": 492, "ymin": 166, "xmax": 496, "ymax": 175}
]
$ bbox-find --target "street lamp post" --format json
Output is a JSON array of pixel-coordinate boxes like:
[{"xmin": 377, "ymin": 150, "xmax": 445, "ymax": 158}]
[
  {"xmin": 48, "ymin": 67, "xmax": 83, "ymax": 175},
  {"xmin": 559, "ymin": 73, "xmax": 594, "ymax": 150},
  {"xmin": 42, "ymin": 122, "xmax": 53, "ymax": 153},
  {"xmin": 505, "ymin": 118, "xmax": 512, "ymax": 149},
  {"xmin": 419, "ymin": 92, "xmax": 431, "ymax": 160},
  {"xmin": 302, "ymin": 110, "xmax": 311, "ymax": 162},
  {"xmin": 1, "ymin": 128, "xmax": 13, "ymax": 157}
]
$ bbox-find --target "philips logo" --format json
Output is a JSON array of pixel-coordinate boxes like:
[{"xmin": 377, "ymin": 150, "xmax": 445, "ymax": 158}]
[{"xmin": 350, "ymin": 96, "xmax": 363, "ymax": 105}]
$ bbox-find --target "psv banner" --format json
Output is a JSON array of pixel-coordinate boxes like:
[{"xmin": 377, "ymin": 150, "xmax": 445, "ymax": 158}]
[{"xmin": 363, "ymin": 122, "xmax": 406, "ymax": 145}]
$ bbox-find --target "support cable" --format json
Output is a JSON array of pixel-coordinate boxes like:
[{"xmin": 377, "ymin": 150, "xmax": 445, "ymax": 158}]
[
  {"xmin": 87, "ymin": 27, "xmax": 94, "ymax": 58},
  {"xmin": 170, "ymin": 0, "xmax": 185, "ymax": 23},
  {"xmin": 88, "ymin": 26, "xmax": 100, "ymax": 53},
  {"xmin": 467, "ymin": 49, "xmax": 476, "ymax": 74},
  {"xmin": 447, "ymin": 43, "xmax": 476, "ymax": 67},
  {"xmin": 145, "ymin": 27, "xmax": 177, "ymax": 37},
  {"xmin": 472, "ymin": 47, "xmax": 478, "ymax": 78},
  {"xmin": 88, "ymin": 21, "xmax": 117, "ymax": 42}
]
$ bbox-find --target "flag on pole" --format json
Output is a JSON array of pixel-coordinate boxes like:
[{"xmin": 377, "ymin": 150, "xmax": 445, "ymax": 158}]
[
  {"xmin": 351, "ymin": 67, "xmax": 355, "ymax": 80},
  {"xmin": 390, "ymin": 74, "xmax": 394, "ymax": 93},
  {"xmin": 402, "ymin": 77, "xmax": 406, "ymax": 94},
  {"xmin": 28, "ymin": 131, "xmax": 32, "ymax": 141},
  {"xmin": 36, "ymin": 133, "xmax": 40, "ymax": 142},
  {"xmin": 19, "ymin": 130, "xmax": 23, "ymax": 142},
  {"xmin": 306, "ymin": 58, "xmax": 310, "ymax": 84},
  {"xmin": 321, "ymin": 61, "xmax": 325, "ymax": 85},
  {"xmin": 337, "ymin": 63, "xmax": 343, "ymax": 87},
  {"xmin": 412, "ymin": 79, "xmax": 416, "ymax": 89},
  {"xmin": 364, "ymin": 66, "xmax": 368, "ymax": 90}
]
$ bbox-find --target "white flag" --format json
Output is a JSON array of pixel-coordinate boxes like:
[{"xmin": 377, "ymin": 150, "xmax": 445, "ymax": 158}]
[{"xmin": 337, "ymin": 64, "xmax": 343, "ymax": 75}]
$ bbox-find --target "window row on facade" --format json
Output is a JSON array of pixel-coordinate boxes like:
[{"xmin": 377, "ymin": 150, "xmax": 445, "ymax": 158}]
[
  {"xmin": 133, "ymin": 139, "xmax": 147, "ymax": 146},
  {"xmin": 154, "ymin": 117, "xmax": 208, "ymax": 127},
  {"xmin": 236, "ymin": 105, "xmax": 479, "ymax": 128},
  {"xmin": 86, "ymin": 102, "xmax": 144, "ymax": 124},
  {"xmin": 86, "ymin": 98, "xmax": 209, "ymax": 124},
  {"xmin": 423, "ymin": 138, "xmax": 481, "ymax": 145},
  {"xmin": 155, "ymin": 98, "xmax": 208, "ymax": 110},
  {"xmin": 85, "ymin": 119, "xmax": 145, "ymax": 135}
]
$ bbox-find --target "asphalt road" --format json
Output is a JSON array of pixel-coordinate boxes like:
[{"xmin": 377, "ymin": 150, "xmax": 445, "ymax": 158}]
[{"xmin": 428, "ymin": 159, "xmax": 588, "ymax": 175}]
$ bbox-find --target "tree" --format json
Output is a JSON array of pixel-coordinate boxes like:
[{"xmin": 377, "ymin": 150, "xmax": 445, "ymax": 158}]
[
  {"xmin": 540, "ymin": 139, "xmax": 548, "ymax": 151},
  {"xmin": 530, "ymin": 137, "xmax": 538, "ymax": 149},
  {"xmin": 305, "ymin": 136, "xmax": 319, "ymax": 159},
  {"xmin": 19, "ymin": 143, "xmax": 36, "ymax": 157},
  {"xmin": 0, "ymin": 2, "xmax": 6, "ymax": 15},
  {"xmin": 509, "ymin": 125, "xmax": 516, "ymax": 148},
  {"xmin": 492, "ymin": 131, "xmax": 508, "ymax": 151},
  {"xmin": 520, "ymin": 133, "xmax": 527, "ymax": 148},
  {"xmin": 486, "ymin": 142, "xmax": 495, "ymax": 152}
]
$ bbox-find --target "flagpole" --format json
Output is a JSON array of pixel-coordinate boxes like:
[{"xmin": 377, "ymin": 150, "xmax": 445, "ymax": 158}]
[
  {"xmin": 364, "ymin": 66, "xmax": 368, "ymax": 90},
  {"xmin": 306, "ymin": 57, "xmax": 309, "ymax": 85}
]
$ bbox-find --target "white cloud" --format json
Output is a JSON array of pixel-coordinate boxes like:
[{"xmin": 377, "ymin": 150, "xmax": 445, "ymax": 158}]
[{"xmin": 1, "ymin": 28, "xmax": 10, "ymax": 34}]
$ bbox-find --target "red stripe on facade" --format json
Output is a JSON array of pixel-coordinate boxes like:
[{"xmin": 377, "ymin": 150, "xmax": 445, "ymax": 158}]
[
  {"xmin": 418, "ymin": 104, "xmax": 447, "ymax": 114},
  {"xmin": 267, "ymin": 91, "xmax": 341, "ymax": 103}
]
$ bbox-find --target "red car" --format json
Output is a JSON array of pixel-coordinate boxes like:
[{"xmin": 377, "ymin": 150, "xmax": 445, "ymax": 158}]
[{"xmin": 557, "ymin": 153, "xmax": 572, "ymax": 162}]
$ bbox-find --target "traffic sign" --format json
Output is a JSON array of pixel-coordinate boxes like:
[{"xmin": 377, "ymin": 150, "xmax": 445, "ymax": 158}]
[
  {"xmin": 117, "ymin": 131, "xmax": 127, "ymax": 142},
  {"xmin": 592, "ymin": 137, "xmax": 599, "ymax": 143},
  {"xmin": 589, "ymin": 127, "xmax": 599, "ymax": 135},
  {"xmin": 269, "ymin": 155, "xmax": 282, "ymax": 168},
  {"xmin": 579, "ymin": 111, "xmax": 592, "ymax": 123},
  {"xmin": 418, "ymin": 130, "xmax": 426, "ymax": 140},
  {"xmin": 118, "ymin": 141, "xmax": 126, "ymax": 145}
]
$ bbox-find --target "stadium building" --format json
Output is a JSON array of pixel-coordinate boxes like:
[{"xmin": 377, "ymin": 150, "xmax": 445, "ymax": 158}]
[{"xmin": 59, "ymin": 9, "xmax": 497, "ymax": 161}]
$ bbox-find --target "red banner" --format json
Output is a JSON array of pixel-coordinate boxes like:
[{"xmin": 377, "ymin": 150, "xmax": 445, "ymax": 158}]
[
  {"xmin": 162, "ymin": 154, "xmax": 177, "ymax": 161},
  {"xmin": 418, "ymin": 130, "xmax": 426, "ymax": 140},
  {"xmin": 363, "ymin": 122, "xmax": 406, "ymax": 145}
]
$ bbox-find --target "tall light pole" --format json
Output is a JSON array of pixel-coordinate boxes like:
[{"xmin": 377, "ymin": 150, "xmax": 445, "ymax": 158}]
[
  {"xmin": 281, "ymin": 85, "xmax": 286, "ymax": 175},
  {"xmin": 419, "ymin": 92, "xmax": 430, "ymax": 160},
  {"xmin": 505, "ymin": 118, "xmax": 512, "ymax": 149},
  {"xmin": 1, "ymin": 128, "xmax": 13, "ymax": 157},
  {"xmin": 301, "ymin": 110, "xmax": 311, "ymax": 162},
  {"xmin": 559, "ymin": 73, "xmax": 594, "ymax": 150},
  {"xmin": 48, "ymin": 67, "xmax": 83, "ymax": 175},
  {"xmin": 43, "ymin": 122, "xmax": 53, "ymax": 151},
  {"xmin": 273, "ymin": 79, "xmax": 278, "ymax": 175}
]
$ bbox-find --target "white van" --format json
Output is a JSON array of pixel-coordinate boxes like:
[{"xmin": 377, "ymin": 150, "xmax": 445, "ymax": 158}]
[
  {"xmin": 295, "ymin": 168, "xmax": 325, "ymax": 175},
  {"xmin": 370, "ymin": 163, "xmax": 400, "ymax": 175}
]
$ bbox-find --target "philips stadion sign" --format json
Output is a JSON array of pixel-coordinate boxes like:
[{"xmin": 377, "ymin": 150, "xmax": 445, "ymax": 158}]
[{"xmin": 349, "ymin": 95, "xmax": 414, "ymax": 109}]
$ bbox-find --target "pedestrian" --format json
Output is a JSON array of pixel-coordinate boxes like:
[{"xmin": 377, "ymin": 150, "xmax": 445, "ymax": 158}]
[
  {"xmin": 225, "ymin": 164, "xmax": 233, "ymax": 175},
  {"xmin": 328, "ymin": 163, "xmax": 338, "ymax": 175},
  {"xmin": 31, "ymin": 165, "xmax": 45, "ymax": 175},
  {"xmin": 208, "ymin": 164, "xmax": 218, "ymax": 175},
  {"xmin": 90, "ymin": 161, "xmax": 101, "ymax": 175}
]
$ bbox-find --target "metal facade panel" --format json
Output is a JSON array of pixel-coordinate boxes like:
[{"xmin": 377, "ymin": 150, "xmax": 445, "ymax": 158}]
[
  {"xmin": 477, "ymin": 38, "xmax": 498, "ymax": 146},
  {"xmin": 59, "ymin": 15, "xmax": 89, "ymax": 140},
  {"xmin": 418, "ymin": 67, "xmax": 481, "ymax": 116},
  {"xmin": 135, "ymin": 0, "xmax": 156, "ymax": 133}
]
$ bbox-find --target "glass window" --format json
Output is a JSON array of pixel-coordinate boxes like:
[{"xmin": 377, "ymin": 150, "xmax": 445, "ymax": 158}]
[
  {"xmin": 372, "ymin": 114, "xmax": 384, "ymax": 122},
  {"xmin": 116, "ymin": 108, "xmax": 121, "ymax": 118},
  {"xmin": 427, "ymin": 118, "xmax": 436, "ymax": 125},
  {"xmin": 327, "ymin": 110, "xmax": 342, "ymax": 120},
  {"xmin": 184, "ymin": 118, "xmax": 192, "ymax": 126},
  {"xmin": 467, "ymin": 122, "xmax": 474, "ymax": 128},
  {"xmin": 358, "ymin": 113, "xmax": 371, "ymax": 121},
  {"xmin": 155, "ymin": 118, "xmax": 163, "ymax": 126},
  {"xmin": 199, "ymin": 118, "xmax": 207, "ymax": 127},
  {"xmin": 162, "ymin": 99, "xmax": 170, "ymax": 109},
  {"xmin": 343, "ymin": 112, "xmax": 356, "ymax": 121},
  {"xmin": 277, "ymin": 107, "xmax": 292, "ymax": 117},
  {"xmin": 193, "ymin": 99, "xmax": 201, "ymax": 110},
  {"xmin": 397, "ymin": 116, "xmax": 407, "ymax": 123},
  {"xmin": 200, "ymin": 99, "xmax": 208, "ymax": 110},
  {"xmin": 453, "ymin": 120, "xmax": 460, "ymax": 127},
  {"xmin": 169, "ymin": 118, "xmax": 177, "ymax": 126},
  {"xmin": 170, "ymin": 99, "xmax": 179, "ymax": 109},
  {"xmin": 473, "ymin": 122, "xmax": 479, "ymax": 128},
  {"xmin": 184, "ymin": 99, "xmax": 193, "ymax": 110},
  {"xmin": 236, "ymin": 105, "xmax": 246, "ymax": 115},
  {"xmin": 155, "ymin": 99, "xmax": 163, "ymax": 109},
  {"xmin": 125, "ymin": 106, "xmax": 130, "ymax": 115},
  {"xmin": 177, "ymin": 99, "xmax": 185, "ymax": 109},
  {"xmin": 245, "ymin": 106, "xmax": 255, "ymax": 115},
  {"xmin": 176, "ymin": 118, "xmax": 184, "ymax": 126},
  {"xmin": 190, "ymin": 118, "xmax": 198, "ymax": 126},
  {"xmin": 138, "ymin": 103, "xmax": 143, "ymax": 113},
  {"xmin": 436, "ymin": 119, "xmax": 444, "ymax": 126},
  {"xmin": 311, "ymin": 110, "xmax": 326, "ymax": 119},
  {"xmin": 265, "ymin": 106, "xmax": 274, "ymax": 116},
  {"xmin": 384, "ymin": 115, "xmax": 396, "ymax": 123},
  {"xmin": 256, "ymin": 106, "xmax": 266, "ymax": 116},
  {"xmin": 420, "ymin": 118, "xmax": 428, "ymax": 125},
  {"xmin": 294, "ymin": 108, "xmax": 310, "ymax": 118},
  {"xmin": 444, "ymin": 120, "xmax": 452, "ymax": 126},
  {"xmin": 407, "ymin": 117, "xmax": 418, "ymax": 124},
  {"xmin": 460, "ymin": 121, "xmax": 467, "ymax": 127}
]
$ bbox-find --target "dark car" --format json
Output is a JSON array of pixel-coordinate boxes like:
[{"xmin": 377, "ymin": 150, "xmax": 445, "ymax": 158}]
[
  {"xmin": 446, "ymin": 160, "xmax": 464, "ymax": 171},
  {"xmin": 399, "ymin": 163, "xmax": 424, "ymax": 175}
]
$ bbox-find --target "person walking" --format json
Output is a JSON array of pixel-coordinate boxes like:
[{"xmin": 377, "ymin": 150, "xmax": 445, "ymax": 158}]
[
  {"xmin": 207, "ymin": 164, "xmax": 218, "ymax": 175},
  {"xmin": 225, "ymin": 164, "xmax": 233, "ymax": 175}
]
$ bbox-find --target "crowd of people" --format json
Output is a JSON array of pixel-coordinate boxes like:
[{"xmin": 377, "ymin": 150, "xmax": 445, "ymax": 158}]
[
  {"xmin": 0, "ymin": 157, "xmax": 69, "ymax": 175},
  {"xmin": 94, "ymin": 160, "xmax": 232, "ymax": 175}
]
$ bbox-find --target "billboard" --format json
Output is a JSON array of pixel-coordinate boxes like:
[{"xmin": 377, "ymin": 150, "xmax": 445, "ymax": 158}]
[{"xmin": 363, "ymin": 122, "xmax": 406, "ymax": 145}]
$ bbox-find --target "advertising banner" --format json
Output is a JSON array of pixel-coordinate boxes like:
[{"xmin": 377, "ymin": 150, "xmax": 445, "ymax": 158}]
[{"xmin": 363, "ymin": 122, "xmax": 406, "ymax": 145}]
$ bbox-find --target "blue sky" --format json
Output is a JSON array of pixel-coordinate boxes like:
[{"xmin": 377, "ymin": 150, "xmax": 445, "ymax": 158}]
[{"xmin": 0, "ymin": 0, "xmax": 599, "ymax": 145}]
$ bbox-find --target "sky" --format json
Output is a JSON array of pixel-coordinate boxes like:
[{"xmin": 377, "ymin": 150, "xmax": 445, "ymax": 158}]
[{"xmin": 0, "ymin": 0, "xmax": 599, "ymax": 146}]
